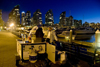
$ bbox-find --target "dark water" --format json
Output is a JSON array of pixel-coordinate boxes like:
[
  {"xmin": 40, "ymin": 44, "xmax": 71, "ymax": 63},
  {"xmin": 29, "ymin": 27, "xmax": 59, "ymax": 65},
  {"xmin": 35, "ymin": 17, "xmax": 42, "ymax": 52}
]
[{"xmin": 80, "ymin": 34, "xmax": 95, "ymax": 43}]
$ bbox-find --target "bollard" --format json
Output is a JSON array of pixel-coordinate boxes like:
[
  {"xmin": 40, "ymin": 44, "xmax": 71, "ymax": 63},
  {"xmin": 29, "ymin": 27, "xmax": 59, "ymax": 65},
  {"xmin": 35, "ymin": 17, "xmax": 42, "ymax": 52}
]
[
  {"xmin": 69, "ymin": 30, "xmax": 72, "ymax": 43},
  {"xmin": 94, "ymin": 29, "xmax": 100, "ymax": 64},
  {"xmin": 95, "ymin": 30, "xmax": 100, "ymax": 47}
]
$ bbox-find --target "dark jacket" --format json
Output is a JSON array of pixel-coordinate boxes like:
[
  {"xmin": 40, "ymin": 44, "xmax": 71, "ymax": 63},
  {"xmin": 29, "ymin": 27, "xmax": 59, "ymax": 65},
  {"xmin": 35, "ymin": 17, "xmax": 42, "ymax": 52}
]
[{"xmin": 35, "ymin": 28, "xmax": 44, "ymax": 38}]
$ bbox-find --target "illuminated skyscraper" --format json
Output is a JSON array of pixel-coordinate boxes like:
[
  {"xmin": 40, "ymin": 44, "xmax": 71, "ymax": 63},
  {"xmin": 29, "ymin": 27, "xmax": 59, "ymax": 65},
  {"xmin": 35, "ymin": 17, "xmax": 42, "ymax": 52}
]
[
  {"xmin": 32, "ymin": 9, "xmax": 42, "ymax": 25},
  {"xmin": 59, "ymin": 11, "xmax": 66, "ymax": 26},
  {"xmin": 25, "ymin": 11, "xmax": 31, "ymax": 26},
  {"xmin": 45, "ymin": 9, "xmax": 54, "ymax": 25},
  {"xmin": 66, "ymin": 16, "xmax": 74, "ymax": 26},
  {"xmin": 0, "ymin": 10, "xmax": 2, "ymax": 19},
  {"xmin": 8, "ymin": 5, "xmax": 20, "ymax": 26},
  {"xmin": 0, "ymin": 9, "xmax": 4, "ymax": 28},
  {"xmin": 69, "ymin": 16, "xmax": 73, "ymax": 26},
  {"xmin": 21, "ymin": 11, "xmax": 25, "ymax": 25}
]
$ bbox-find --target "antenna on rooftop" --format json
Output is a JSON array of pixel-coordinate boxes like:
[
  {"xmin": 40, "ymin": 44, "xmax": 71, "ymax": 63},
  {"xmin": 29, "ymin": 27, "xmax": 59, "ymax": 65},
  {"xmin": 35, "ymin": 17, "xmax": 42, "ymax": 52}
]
[
  {"xmin": 83, "ymin": 15, "xmax": 84, "ymax": 23},
  {"xmin": 69, "ymin": 10, "xmax": 71, "ymax": 16}
]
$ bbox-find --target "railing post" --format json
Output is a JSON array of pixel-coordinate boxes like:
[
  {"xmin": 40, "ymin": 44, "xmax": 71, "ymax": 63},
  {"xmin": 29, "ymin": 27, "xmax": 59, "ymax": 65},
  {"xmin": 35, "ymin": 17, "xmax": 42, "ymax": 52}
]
[{"xmin": 69, "ymin": 30, "xmax": 72, "ymax": 44}]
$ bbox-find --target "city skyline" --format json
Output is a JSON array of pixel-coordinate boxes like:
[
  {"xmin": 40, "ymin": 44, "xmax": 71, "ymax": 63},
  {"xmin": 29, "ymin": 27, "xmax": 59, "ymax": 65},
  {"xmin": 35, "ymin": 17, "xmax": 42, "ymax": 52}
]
[{"xmin": 0, "ymin": 0, "xmax": 100, "ymax": 24}]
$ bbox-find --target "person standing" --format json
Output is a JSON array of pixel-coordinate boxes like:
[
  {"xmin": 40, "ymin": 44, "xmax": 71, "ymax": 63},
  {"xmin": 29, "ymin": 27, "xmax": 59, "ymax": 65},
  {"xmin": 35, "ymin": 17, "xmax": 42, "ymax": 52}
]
[
  {"xmin": 46, "ymin": 27, "xmax": 58, "ymax": 44},
  {"xmin": 35, "ymin": 28, "xmax": 44, "ymax": 42},
  {"xmin": 35, "ymin": 28, "xmax": 44, "ymax": 38}
]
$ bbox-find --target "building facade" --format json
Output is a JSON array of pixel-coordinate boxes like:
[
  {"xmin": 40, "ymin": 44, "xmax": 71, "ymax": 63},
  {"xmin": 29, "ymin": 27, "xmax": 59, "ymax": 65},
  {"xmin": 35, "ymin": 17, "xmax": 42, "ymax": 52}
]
[
  {"xmin": 25, "ymin": 11, "xmax": 31, "ymax": 26},
  {"xmin": 74, "ymin": 20, "xmax": 82, "ymax": 28},
  {"xmin": 8, "ymin": 5, "xmax": 20, "ymax": 26},
  {"xmin": 83, "ymin": 22, "xmax": 89, "ymax": 27},
  {"xmin": 0, "ymin": 10, "xmax": 2, "ymax": 19},
  {"xmin": 32, "ymin": 9, "xmax": 42, "ymax": 26},
  {"xmin": 89, "ymin": 22, "xmax": 95, "ymax": 28},
  {"xmin": 0, "ymin": 9, "xmax": 4, "ymax": 30},
  {"xmin": 21, "ymin": 11, "xmax": 25, "ymax": 26},
  {"xmin": 69, "ymin": 16, "xmax": 74, "ymax": 26},
  {"xmin": 59, "ymin": 11, "xmax": 66, "ymax": 26},
  {"xmin": 66, "ymin": 17, "xmax": 69, "ymax": 26},
  {"xmin": 45, "ymin": 9, "xmax": 54, "ymax": 25}
]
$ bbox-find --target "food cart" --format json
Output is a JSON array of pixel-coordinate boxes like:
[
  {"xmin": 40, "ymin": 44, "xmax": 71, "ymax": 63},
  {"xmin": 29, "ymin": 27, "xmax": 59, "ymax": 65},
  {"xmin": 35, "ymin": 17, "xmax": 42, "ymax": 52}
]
[
  {"xmin": 16, "ymin": 39, "xmax": 46, "ymax": 65},
  {"xmin": 16, "ymin": 38, "xmax": 67, "ymax": 66}
]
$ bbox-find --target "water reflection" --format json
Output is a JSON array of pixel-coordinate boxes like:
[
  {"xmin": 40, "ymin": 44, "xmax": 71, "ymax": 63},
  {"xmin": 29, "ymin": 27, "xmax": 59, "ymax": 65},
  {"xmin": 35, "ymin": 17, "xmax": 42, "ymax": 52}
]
[{"xmin": 80, "ymin": 34, "xmax": 95, "ymax": 43}]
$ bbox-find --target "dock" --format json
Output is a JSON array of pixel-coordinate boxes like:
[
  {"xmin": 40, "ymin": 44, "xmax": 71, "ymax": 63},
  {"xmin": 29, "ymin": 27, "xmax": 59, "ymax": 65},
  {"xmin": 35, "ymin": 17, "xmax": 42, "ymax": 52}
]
[{"xmin": 12, "ymin": 32, "xmax": 100, "ymax": 67}]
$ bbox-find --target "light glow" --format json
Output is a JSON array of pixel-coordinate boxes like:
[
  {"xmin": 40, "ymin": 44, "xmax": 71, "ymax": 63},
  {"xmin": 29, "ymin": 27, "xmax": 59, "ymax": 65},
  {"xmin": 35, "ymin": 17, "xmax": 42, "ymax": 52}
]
[
  {"xmin": 10, "ymin": 23, "xmax": 14, "ymax": 27},
  {"xmin": 21, "ymin": 27, "xmax": 24, "ymax": 30}
]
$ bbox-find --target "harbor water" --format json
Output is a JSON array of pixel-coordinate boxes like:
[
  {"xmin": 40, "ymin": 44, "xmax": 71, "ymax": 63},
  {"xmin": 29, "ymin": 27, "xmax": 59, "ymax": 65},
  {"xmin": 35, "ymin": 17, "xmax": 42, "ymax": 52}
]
[{"xmin": 80, "ymin": 34, "xmax": 95, "ymax": 43}]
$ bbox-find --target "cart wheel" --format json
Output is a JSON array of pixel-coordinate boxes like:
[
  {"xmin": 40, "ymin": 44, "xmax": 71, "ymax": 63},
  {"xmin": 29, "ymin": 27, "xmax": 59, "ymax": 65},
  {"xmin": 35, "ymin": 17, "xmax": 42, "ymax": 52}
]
[
  {"xmin": 16, "ymin": 60, "xmax": 19, "ymax": 66},
  {"xmin": 15, "ymin": 54, "xmax": 20, "ymax": 66}
]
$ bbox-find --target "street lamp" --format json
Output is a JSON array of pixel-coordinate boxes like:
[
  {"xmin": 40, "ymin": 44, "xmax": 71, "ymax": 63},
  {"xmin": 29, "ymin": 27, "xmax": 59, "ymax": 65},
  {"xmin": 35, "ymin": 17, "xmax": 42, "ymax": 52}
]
[{"xmin": 10, "ymin": 23, "xmax": 14, "ymax": 27}]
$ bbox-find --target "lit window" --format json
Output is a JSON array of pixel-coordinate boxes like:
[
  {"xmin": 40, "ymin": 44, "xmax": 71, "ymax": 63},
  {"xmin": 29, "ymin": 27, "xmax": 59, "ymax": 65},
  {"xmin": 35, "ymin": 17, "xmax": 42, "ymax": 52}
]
[
  {"xmin": 49, "ymin": 17, "xmax": 52, "ymax": 19},
  {"xmin": 40, "ymin": 20, "xmax": 42, "ymax": 21},
  {"xmin": 60, "ymin": 17, "xmax": 62, "ymax": 19},
  {"xmin": 39, "ymin": 12, "xmax": 42, "ymax": 14},
  {"xmin": 15, "ymin": 9, "xmax": 19, "ymax": 10},
  {"xmin": 39, "ymin": 17, "xmax": 41, "ymax": 19},
  {"xmin": 49, "ymin": 22, "xmax": 52, "ymax": 23},
  {"xmin": 23, "ymin": 23, "xmax": 25, "ymax": 25},
  {"xmin": 49, "ymin": 13, "xmax": 51, "ymax": 15},
  {"xmin": 17, "ymin": 14, "xmax": 20, "ymax": 15}
]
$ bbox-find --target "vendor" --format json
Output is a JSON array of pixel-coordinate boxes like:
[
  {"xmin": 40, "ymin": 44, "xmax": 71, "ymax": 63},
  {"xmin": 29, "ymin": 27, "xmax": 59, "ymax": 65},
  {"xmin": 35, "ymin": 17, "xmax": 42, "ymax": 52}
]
[
  {"xmin": 46, "ymin": 27, "xmax": 58, "ymax": 44},
  {"xmin": 34, "ymin": 28, "xmax": 44, "ymax": 42}
]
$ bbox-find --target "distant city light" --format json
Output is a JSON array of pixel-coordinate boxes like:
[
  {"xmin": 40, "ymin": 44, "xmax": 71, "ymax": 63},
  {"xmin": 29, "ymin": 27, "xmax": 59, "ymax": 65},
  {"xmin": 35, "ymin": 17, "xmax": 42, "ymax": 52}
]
[
  {"xmin": 10, "ymin": 23, "xmax": 14, "ymax": 27},
  {"xmin": 21, "ymin": 27, "xmax": 24, "ymax": 30},
  {"xmin": 65, "ymin": 36, "xmax": 69, "ymax": 40},
  {"xmin": 22, "ymin": 11, "xmax": 25, "ymax": 13},
  {"xmin": 49, "ymin": 17, "xmax": 52, "ymax": 19}
]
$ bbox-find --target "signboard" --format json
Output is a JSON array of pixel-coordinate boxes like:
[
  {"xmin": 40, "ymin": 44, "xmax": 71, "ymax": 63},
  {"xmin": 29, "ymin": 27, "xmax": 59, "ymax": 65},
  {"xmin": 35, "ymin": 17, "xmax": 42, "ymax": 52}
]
[{"xmin": 23, "ymin": 44, "xmax": 45, "ymax": 60}]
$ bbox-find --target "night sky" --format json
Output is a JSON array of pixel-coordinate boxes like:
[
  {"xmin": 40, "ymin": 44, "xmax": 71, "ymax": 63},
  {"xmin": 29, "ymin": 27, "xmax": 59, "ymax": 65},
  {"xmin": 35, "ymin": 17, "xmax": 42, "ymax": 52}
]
[{"xmin": 0, "ymin": 0, "xmax": 100, "ymax": 24}]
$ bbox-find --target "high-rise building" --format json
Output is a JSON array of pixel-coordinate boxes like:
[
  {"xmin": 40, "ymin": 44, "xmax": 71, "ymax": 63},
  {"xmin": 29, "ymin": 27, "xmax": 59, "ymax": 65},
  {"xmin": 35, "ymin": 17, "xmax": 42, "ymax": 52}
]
[
  {"xmin": 8, "ymin": 5, "xmax": 20, "ymax": 26},
  {"xmin": 0, "ymin": 9, "xmax": 4, "ymax": 28},
  {"xmin": 66, "ymin": 16, "xmax": 74, "ymax": 26},
  {"xmin": 74, "ymin": 20, "xmax": 82, "ymax": 28},
  {"xmin": 0, "ymin": 10, "xmax": 2, "ymax": 19},
  {"xmin": 25, "ymin": 11, "xmax": 31, "ymax": 26},
  {"xmin": 66, "ymin": 17, "xmax": 69, "ymax": 26},
  {"xmin": 31, "ymin": 17, "xmax": 33, "ymax": 26},
  {"xmin": 74, "ymin": 20, "xmax": 79, "ymax": 28},
  {"xmin": 79, "ymin": 20, "xmax": 82, "ymax": 27},
  {"xmin": 69, "ymin": 16, "xmax": 73, "ymax": 26},
  {"xmin": 32, "ymin": 9, "xmax": 42, "ymax": 25},
  {"xmin": 83, "ymin": 22, "xmax": 89, "ymax": 27},
  {"xmin": 59, "ymin": 11, "xmax": 66, "ymax": 26},
  {"xmin": 21, "ymin": 11, "xmax": 25, "ymax": 26},
  {"xmin": 45, "ymin": 9, "xmax": 54, "ymax": 25}
]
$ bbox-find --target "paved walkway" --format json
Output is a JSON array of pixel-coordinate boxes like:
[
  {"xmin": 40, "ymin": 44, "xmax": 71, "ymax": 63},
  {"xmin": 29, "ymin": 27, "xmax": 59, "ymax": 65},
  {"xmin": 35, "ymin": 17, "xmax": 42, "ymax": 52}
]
[{"xmin": 0, "ymin": 31, "xmax": 19, "ymax": 67}]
